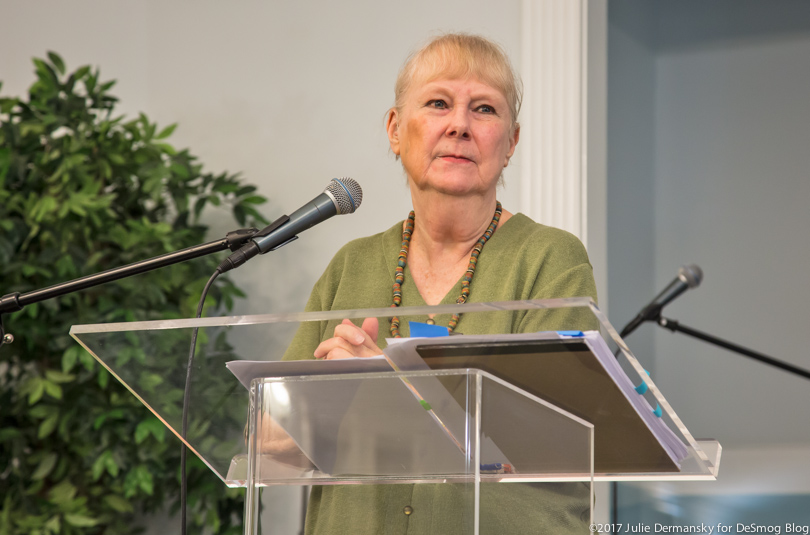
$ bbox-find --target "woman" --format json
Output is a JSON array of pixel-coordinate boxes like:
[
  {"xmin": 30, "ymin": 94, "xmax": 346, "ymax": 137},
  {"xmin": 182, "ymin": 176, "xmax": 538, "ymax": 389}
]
[{"xmin": 281, "ymin": 33, "xmax": 597, "ymax": 534}]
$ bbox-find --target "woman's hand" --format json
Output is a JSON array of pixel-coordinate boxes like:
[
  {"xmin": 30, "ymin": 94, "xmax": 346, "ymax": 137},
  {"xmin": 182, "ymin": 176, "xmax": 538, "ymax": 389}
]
[
  {"xmin": 259, "ymin": 414, "xmax": 315, "ymax": 469},
  {"xmin": 313, "ymin": 318, "xmax": 382, "ymax": 360}
]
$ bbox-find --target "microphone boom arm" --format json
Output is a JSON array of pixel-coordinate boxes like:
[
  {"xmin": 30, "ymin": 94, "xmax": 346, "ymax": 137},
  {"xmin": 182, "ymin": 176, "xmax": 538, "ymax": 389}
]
[
  {"xmin": 0, "ymin": 227, "xmax": 258, "ymax": 346},
  {"xmin": 656, "ymin": 316, "xmax": 810, "ymax": 382}
]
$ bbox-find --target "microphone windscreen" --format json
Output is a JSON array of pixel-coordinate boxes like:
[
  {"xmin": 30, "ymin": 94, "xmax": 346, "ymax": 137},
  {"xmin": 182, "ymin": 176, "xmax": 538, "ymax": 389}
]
[
  {"xmin": 326, "ymin": 177, "xmax": 363, "ymax": 214},
  {"xmin": 678, "ymin": 264, "xmax": 703, "ymax": 288}
]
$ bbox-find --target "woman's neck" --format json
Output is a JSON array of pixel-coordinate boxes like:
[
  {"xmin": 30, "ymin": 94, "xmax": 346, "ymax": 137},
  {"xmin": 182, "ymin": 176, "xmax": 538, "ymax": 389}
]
[{"xmin": 408, "ymin": 192, "xmax": 511, "ymax": 266}]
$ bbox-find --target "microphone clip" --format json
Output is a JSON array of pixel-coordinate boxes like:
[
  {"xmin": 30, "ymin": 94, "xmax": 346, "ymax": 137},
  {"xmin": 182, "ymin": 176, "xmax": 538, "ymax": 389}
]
[
  {"xmin": 218, "ymin": 215, "xmax": 293, "ymax": 274},
  {"xmin": 225, "ymin": 227, "xmax": 260, "ymax": 251},
  {"xmin": 252, "ymin": 215, "xmax": 290, "ymax": 239},
  {"xmin": 252, "ymin": 214, "xmax": 299, "ymax": 251}
]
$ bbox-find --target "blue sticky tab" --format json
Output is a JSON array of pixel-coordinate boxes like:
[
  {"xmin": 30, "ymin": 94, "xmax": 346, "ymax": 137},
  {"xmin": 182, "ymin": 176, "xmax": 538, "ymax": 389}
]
[
  {"xmin": 557, "ymin": 330, "xmax": 584, "ymax": 337},
  {"xmin": 635, "ymin": 381, "xmax": 648, "ymax": 395},
  {"xmin": 409, "ymin": 321, "xmax": 450, "ymax": 338},
  {"xmin": 652, "ymin": 404, "xmax": 662, "ymax": 418}
]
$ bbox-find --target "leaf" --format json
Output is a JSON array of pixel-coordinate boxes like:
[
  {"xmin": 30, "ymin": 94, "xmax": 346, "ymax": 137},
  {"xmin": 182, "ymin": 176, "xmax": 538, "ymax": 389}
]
[
  {"xmin": 154, "ymin": 142, "xmax": 176, "ymax": 155},
  {"xmin": 44, "ymin": 515, "xmax": 61, "ymax": 533},
  {"xmin": 28, "ymin": 378, "xmax": 45, "ymax": 405},
  {"xmin": 170, "ymin": 162, "xmax": 190, "ymax": 178},
  {"xmin": 93, "ymin": 408, "xmax": 125, "ymax": 430},
  {"xmin": 105, "ymin": 452, "xmax": 119, "ymax": 477},
  {"xmin": 0, "ymin": 147, "xmax": 10, "ymax": 183},
  {"xmin": 104, "ymin": 495, "xmax": 133, "ymax": 513},
  {"xmin": 0, "ymin": 428, "xmax": 23, "ymax": 442},
  {"xmin": 43, "ymin": 380, "xmax": 63, "ymax": 400},
  {"xmin": 46, "ymin": 51, "xmax": 66, "ymax": 75},
  {"xmin": 78, "ymin": 349, "xmax": 96, "ymax": 372},
  {"xmin": 193, "ymin": 196, "xmax": 207, "ymax": 219},
  {"xmin": 233, "ymin": 205, "xmax": 246, "ymax": 226},
  {"xmin": 155, "ymin": 123, "xmax": 177, "ymax": 140},
  {"xmin": 91, "ymin": 451, "xmax": 110, "ymax": 481},
  {"xmin": 98, "ymin": 158, "xmax": 112, "ymax": 179},
  {"xmin": 54, "ymin": 254, "xmax": 76, "ymax": 277},
  {"xmin": 38, "ymin": 413, "xmax": 59, "ymax": 438},
  {"xmin": 98, "ymin": 369, "xmax": 109, "ymax": 388},
  {"xmin": 140, "ymin": 372, "xmax": 163, "ymax": 391},
  {"xmin": 64, "ymin": 514, "xmax": 99, "ymax": 528},
  {"xmin": 241, "ymin": 195, "xmax": 266, "ymax": 205},
  {"xmin": 30, "ymin": 195, "xmax": 58, "ymax": 222},
  {"xmin": 124, "ymin": 465, "xmax": 154, "ymax": 497},
  {"xmin": 32, "ymin": 58, "xmax": 59, "ymax": 85},
  {"xmin": 45, "ymin": 369, "xmax": 75, "ymax": 384},
  {"xmin": 134, "ymin": 417, "xmax": 166, "ymax": 444},
  {"xmin": 29, "ymin": 404, "xmax": 53, "ymax": 419},
  {"xmin": 48, "ymin": 480, "xmax": 77, "ymax": 504},
  {"xmin": 137, "ymin": 467, "xmax": 154, "ymax": 495},
  {"xmin": 213, "ymin": 181, "xmax": 240, "ymax": 194},
  {"xmin": 61, "ymin": 346, "xmax": 80, "ymax": 373},
  {"xmin": 31, "ymin": 452, "xmax": 58, "ymax": 480},
  {"xmin": 241, "ymin": 204, "xmax": 269, "ymax": 225},
  {"xmin": 74, "ymin": 65, "xmax": 91, "ymax": 79}
]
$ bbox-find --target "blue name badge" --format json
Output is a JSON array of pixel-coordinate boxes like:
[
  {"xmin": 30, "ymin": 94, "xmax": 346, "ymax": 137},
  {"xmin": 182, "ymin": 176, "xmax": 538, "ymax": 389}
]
[
  {"xmin": 556, "ymin": 330, "xmax": 584, "ymax": 337},
  {"xmin": 408, "ymin": 321, "xmax": 450, "ymax": 338}
]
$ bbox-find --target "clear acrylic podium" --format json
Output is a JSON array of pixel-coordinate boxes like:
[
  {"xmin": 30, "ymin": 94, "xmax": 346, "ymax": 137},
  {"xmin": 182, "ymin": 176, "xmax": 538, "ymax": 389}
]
[{"xmin": 69, "ymin": 298, "xmax": 720, "ymax": 535}]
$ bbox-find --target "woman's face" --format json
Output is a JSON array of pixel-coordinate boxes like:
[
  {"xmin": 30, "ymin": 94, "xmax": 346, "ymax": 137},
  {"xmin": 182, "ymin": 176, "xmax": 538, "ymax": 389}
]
[{"xmin": 387, "ymin": 75, "xmax": 519, "ymax": 199}]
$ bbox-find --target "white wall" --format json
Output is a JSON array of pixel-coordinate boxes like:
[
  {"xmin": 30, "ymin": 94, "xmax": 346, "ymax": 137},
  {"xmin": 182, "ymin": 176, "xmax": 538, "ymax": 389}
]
[
  {"xmin": 652, "ymin": 27, "xmax": 810, "ymax": 447},
  {"xmin": 607, "ymin": 0, "xmax": 658, "ymax": 372}
]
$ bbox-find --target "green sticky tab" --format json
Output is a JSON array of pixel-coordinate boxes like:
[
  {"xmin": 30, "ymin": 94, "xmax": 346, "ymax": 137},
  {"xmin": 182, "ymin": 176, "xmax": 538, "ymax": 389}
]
[{"xmin": 419, "ymin": 399, "xmax": 432, "ymax": 411}]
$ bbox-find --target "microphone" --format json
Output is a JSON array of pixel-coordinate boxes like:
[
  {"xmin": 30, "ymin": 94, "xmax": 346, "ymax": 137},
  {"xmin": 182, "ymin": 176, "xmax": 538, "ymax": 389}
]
[
  {"xmin": 219, "ymin": 177, "xmax": 362, "ymax": 273},
  {"xmin": 619, "ymin": 264, "xmax": 703, "ymax": 339}
]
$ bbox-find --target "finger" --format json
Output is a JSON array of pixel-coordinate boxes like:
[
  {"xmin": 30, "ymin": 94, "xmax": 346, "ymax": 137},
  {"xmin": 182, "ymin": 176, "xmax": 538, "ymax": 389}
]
[
  {"xmin": 314, "ymin": 336, "xmax": 356, "ymax": 359},
  {"xmin": 336, "ymin": 319, "xmax": 367, "ymax": 345},
  {"xmin": 361, "ymin": 317, "xmax": 379, "ymax": 344},
  {"xmin": 323, "ymin": 346, "xmax": 359, "ymax": 360}
]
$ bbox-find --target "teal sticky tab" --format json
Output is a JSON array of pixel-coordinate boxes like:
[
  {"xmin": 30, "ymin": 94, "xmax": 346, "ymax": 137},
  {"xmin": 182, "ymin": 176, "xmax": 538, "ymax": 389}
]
[
  {"xmin": 557, "ymin": 330, "xmax": 584, "ymax": 337},
  {"xmin": 409, "ymin": 321, "xmax": 450, "ymax": 338},
  {"xmin": 653, "ymin": 404, "xmax": 662, "ymax": 418},
  {"xmin": 635, "ymin": 381, "xmax": 648, "ymax": 395}
]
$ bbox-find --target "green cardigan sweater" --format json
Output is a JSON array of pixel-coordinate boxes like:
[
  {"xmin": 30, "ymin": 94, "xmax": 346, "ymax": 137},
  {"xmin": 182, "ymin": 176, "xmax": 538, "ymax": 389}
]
[{"xmin": 284, "ymin": 213, "xmax": 598, "ymax": 535}]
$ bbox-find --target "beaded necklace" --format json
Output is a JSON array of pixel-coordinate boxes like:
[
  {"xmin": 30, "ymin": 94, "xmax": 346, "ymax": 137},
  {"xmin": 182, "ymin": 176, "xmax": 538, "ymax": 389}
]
[{"xmin": 389, "ymin": 201, "xmax": 502, "ymax": 337}]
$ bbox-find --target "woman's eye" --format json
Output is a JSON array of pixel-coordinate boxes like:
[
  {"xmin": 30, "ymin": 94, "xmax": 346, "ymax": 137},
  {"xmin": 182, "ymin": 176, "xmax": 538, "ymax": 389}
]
[
  {"xmin": 477, "ymin": 104, "xmax": 495, "ymax": 114},
  {"xmin": 427, "ymin": 100, "xmax": 448, "ymax": 109}
]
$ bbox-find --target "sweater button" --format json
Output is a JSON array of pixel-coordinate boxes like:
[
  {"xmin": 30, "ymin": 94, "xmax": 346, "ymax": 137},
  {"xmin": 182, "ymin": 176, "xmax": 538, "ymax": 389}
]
[{"xmin": 403, "ymin": 505, "xmax": 414, "ymax": 516}]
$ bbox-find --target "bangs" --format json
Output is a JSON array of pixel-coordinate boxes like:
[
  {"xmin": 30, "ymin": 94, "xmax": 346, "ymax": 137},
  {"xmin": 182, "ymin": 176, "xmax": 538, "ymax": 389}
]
[{"xmin": 394, "ymin": 34, "xmax": 522, "ymax": 129}]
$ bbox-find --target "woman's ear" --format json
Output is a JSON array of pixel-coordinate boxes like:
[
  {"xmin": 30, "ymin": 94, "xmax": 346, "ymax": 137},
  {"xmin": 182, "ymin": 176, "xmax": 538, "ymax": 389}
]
[
  {"xmin": 386, "ymin": 108, "xmax": 401, "ymax": 156},
  {"xmin": 507, "ymin": 122, "xmax": 520, "ymax": 159}
]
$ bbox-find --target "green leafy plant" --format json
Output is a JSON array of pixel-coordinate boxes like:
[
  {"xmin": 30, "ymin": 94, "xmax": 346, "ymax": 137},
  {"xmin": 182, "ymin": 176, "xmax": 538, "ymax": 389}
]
[{"xmin": 0, "ymin": 52, "xmax": 268, "ymax": 534}]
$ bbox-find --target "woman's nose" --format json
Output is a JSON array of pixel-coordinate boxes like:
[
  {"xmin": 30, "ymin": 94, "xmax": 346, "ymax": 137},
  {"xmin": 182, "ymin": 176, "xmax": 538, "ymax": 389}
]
[{"xmin": 445, "ymin": 108, "xmax": 471, "ymax": 139}]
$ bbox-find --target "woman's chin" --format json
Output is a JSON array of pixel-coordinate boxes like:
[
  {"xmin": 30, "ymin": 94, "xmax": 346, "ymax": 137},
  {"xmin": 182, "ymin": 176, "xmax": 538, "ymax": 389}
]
[{"xmin": 410, "ymin": 175, "xmax": 496, "ymax": 198}]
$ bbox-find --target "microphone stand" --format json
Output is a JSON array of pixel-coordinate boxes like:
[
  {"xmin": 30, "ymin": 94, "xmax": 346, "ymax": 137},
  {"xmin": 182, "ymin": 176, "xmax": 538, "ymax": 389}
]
[
  {"xmin": 0, "ymin": 225, "xmax": 265, "ymax": 346},
  {"xmin": 611, "ymin": 310, "xmax": 810, "ymax": 525},
  {"xmin": 656, "ymin": 316, "xmax": 810, "ymax": 381}
]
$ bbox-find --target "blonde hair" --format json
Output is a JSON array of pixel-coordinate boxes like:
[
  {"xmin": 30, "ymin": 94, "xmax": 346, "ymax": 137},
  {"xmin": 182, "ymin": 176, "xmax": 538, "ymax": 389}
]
[{"xmin": 393, "ymin": 33, "xmax": 522, "ymax": 131}]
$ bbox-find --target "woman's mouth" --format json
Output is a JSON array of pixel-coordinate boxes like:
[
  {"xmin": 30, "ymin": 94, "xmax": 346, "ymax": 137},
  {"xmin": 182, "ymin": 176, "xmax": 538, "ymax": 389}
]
[{"xmin": 439, "ymin": 154, "xmax": 473, "ymax": 164}]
